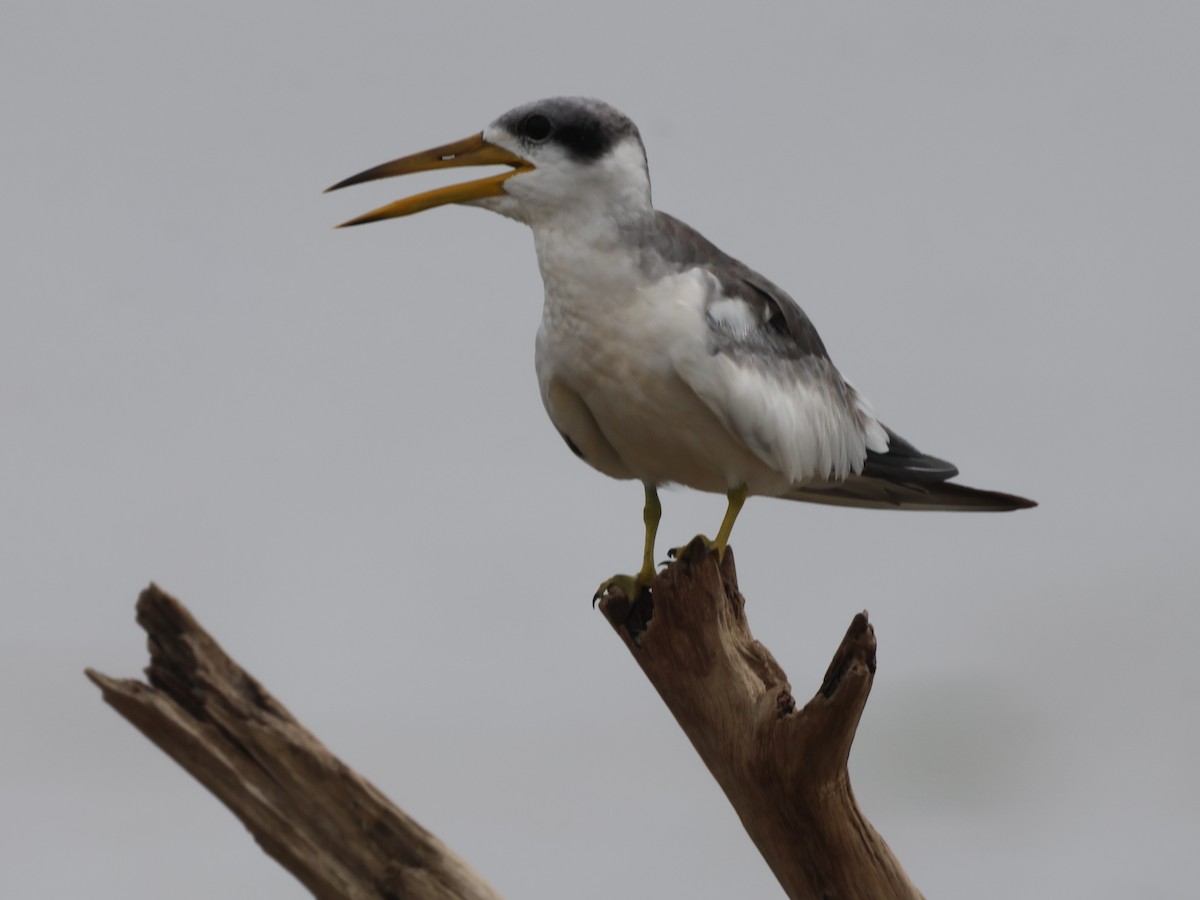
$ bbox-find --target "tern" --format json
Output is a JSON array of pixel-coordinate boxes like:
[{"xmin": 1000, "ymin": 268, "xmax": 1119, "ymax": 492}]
[{"xmin": 327, "ymin": 97, "xmax": 1035, "ymax": 601}]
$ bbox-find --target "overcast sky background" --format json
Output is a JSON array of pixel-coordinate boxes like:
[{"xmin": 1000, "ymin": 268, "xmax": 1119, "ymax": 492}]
[{"xmin": 3, "ymin": 2, "xmax": 1198, "ymax": 898}]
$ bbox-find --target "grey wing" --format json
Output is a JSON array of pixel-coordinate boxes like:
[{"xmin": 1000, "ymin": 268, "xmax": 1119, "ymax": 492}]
[
  {"xmin": 647, "ymin": 212, "xmax": 830, "ymax": 358},
  {"xmin": 648, "ymin": 213, "xmax": 1035, "ymax": 506},
  {"xmin": 650, "ymin": 215, "xmax": 889, "ymax": 484},
  {"xmin": 731, "ymin": 281, "xmax": 1037, "ymax": 508}
]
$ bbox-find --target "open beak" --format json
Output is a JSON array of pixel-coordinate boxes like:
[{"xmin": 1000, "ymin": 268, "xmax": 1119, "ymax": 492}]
[{"xmin": 325, "ymin": 133, "xmax": 533, "ymax": 228}]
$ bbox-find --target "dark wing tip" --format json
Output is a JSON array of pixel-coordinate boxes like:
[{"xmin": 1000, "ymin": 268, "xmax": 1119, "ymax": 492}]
[
  {"xmin": 935, "ymin": 482, "xmax": 1038, "ymax": 511},
  {"xmin": 863, "ymin": 425, "xmax": 960, "ymax": 483},
  {"xmin": 788, "ymin": 478, "xmax": 1037, "ymax": 511},
  {"xmin": 856, "ymin": 425, "xmax": 1037, "ymax": 509},
  {"xmin": 1001, "ymin": 490, "xmax": 1038, "ymax": 510}
]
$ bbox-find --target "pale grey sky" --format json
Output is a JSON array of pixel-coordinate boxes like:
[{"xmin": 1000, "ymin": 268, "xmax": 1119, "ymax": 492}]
[{"xmin": 3, "ymin": 2, "xmax": 1197, "ymax": 898}]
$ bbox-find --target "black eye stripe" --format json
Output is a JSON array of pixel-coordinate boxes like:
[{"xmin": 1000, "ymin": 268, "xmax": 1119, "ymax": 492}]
[
  {"xmin": 496, "ymin": 99, "xmax": 641, "ymax": 163},
  {"xmin": 523, "ymin": 114, "xmax": 552, "ymax": 142}
]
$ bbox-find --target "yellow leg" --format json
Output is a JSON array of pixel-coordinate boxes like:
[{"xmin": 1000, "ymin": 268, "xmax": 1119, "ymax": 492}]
[
  {"xmin": 712, "ymin": 485, "xmax": 747, "ymax": 561},
  {"xmin": 669, "ymin": 484, "xmax": 748, "ymax": 562},
  {"xmin": 638, "ymin": 484, "xmax": 662, "ymax": 582},
  {"xmin": 595, "ymin": 484, "xmax": 661, "ymax": 602}
]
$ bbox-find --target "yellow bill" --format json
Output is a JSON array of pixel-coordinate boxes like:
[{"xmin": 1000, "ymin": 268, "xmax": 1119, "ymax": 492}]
[{"xmin": 326, "ymin": 133, "xmax": 533, "ymax": 227}]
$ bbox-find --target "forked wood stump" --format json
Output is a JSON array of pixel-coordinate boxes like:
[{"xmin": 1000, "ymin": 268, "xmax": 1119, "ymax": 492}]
[{"xmin": 598, "ymin": 539, "xmax": 922, "ymax": 899}]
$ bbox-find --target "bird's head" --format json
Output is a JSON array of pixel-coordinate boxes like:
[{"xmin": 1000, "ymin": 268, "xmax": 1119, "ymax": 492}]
[{"xmin": 327, "ymin": 97, "xmax": 652, "ymax": 229}]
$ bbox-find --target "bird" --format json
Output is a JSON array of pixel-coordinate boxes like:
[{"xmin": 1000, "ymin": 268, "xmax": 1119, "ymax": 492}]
[{"xmin": 326, "ymin": 96, "xmax": 1035, "ymax": 601}]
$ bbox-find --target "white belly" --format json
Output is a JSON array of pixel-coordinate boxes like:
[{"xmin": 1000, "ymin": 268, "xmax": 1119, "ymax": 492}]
[{"xmin": 534, "ymin": 264, "xmax": 793, "ymax": 497}]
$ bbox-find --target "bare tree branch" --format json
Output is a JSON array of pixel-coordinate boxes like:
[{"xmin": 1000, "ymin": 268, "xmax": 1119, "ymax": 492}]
[
  {"xmin": 86, "ymin": 585, "xmax": 504, "ymax": 900},
  {"xmin": 597, "ymin": 539, "xmax": 924, "ymax": 900}
]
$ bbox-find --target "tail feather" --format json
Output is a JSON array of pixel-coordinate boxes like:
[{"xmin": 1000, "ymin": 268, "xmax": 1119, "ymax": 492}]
[
  {"xmin": 788, "ymin": 476, "xmax": 1036, "ymax": 511},
  {"xmin": 788, "ymin": 424, "xmax": 1036, "ymax": 511}
]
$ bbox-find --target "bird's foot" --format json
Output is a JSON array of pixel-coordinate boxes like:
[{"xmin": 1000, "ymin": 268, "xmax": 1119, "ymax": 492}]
[
  {"xmin": 667, "ymin": 487, "xmax": 744, "ymax": 563},
  {"xmin": 593, "ymin": 570, "xmax": 654, "ymax": 607}
]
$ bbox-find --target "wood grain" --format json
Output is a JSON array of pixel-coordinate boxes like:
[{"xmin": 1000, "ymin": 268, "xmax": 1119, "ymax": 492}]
[
  {"xmin": 598, "ymin": 539, "xmax": 924, "ymax": 900},
  {"xmin": 87, "ymin": 585, "xmax": 504, "ymax": 900}
]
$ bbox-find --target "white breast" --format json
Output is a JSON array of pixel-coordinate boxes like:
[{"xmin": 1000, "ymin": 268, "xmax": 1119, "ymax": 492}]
[{"xmin": 532, "ymin": 231, "xmax": 795, "ymax": 495}]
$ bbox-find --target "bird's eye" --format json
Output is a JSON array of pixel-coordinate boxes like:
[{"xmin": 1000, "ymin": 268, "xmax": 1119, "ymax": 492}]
[{"xmin": 523, "ymin": 114, "xmax": 553, "ymax": 142}]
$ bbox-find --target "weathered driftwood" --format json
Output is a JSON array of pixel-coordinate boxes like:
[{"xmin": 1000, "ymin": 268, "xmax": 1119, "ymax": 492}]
[
  {"xmin": 90, "ymin": 544, "xmax": 923, "ymax": 900},
  {"xmin": 597, "ymin": 539, "xmax": 924, "ymax": 900},
  {"xmin": 86, "ymin": 586, "xmax": 504, "ymax": 900}
]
